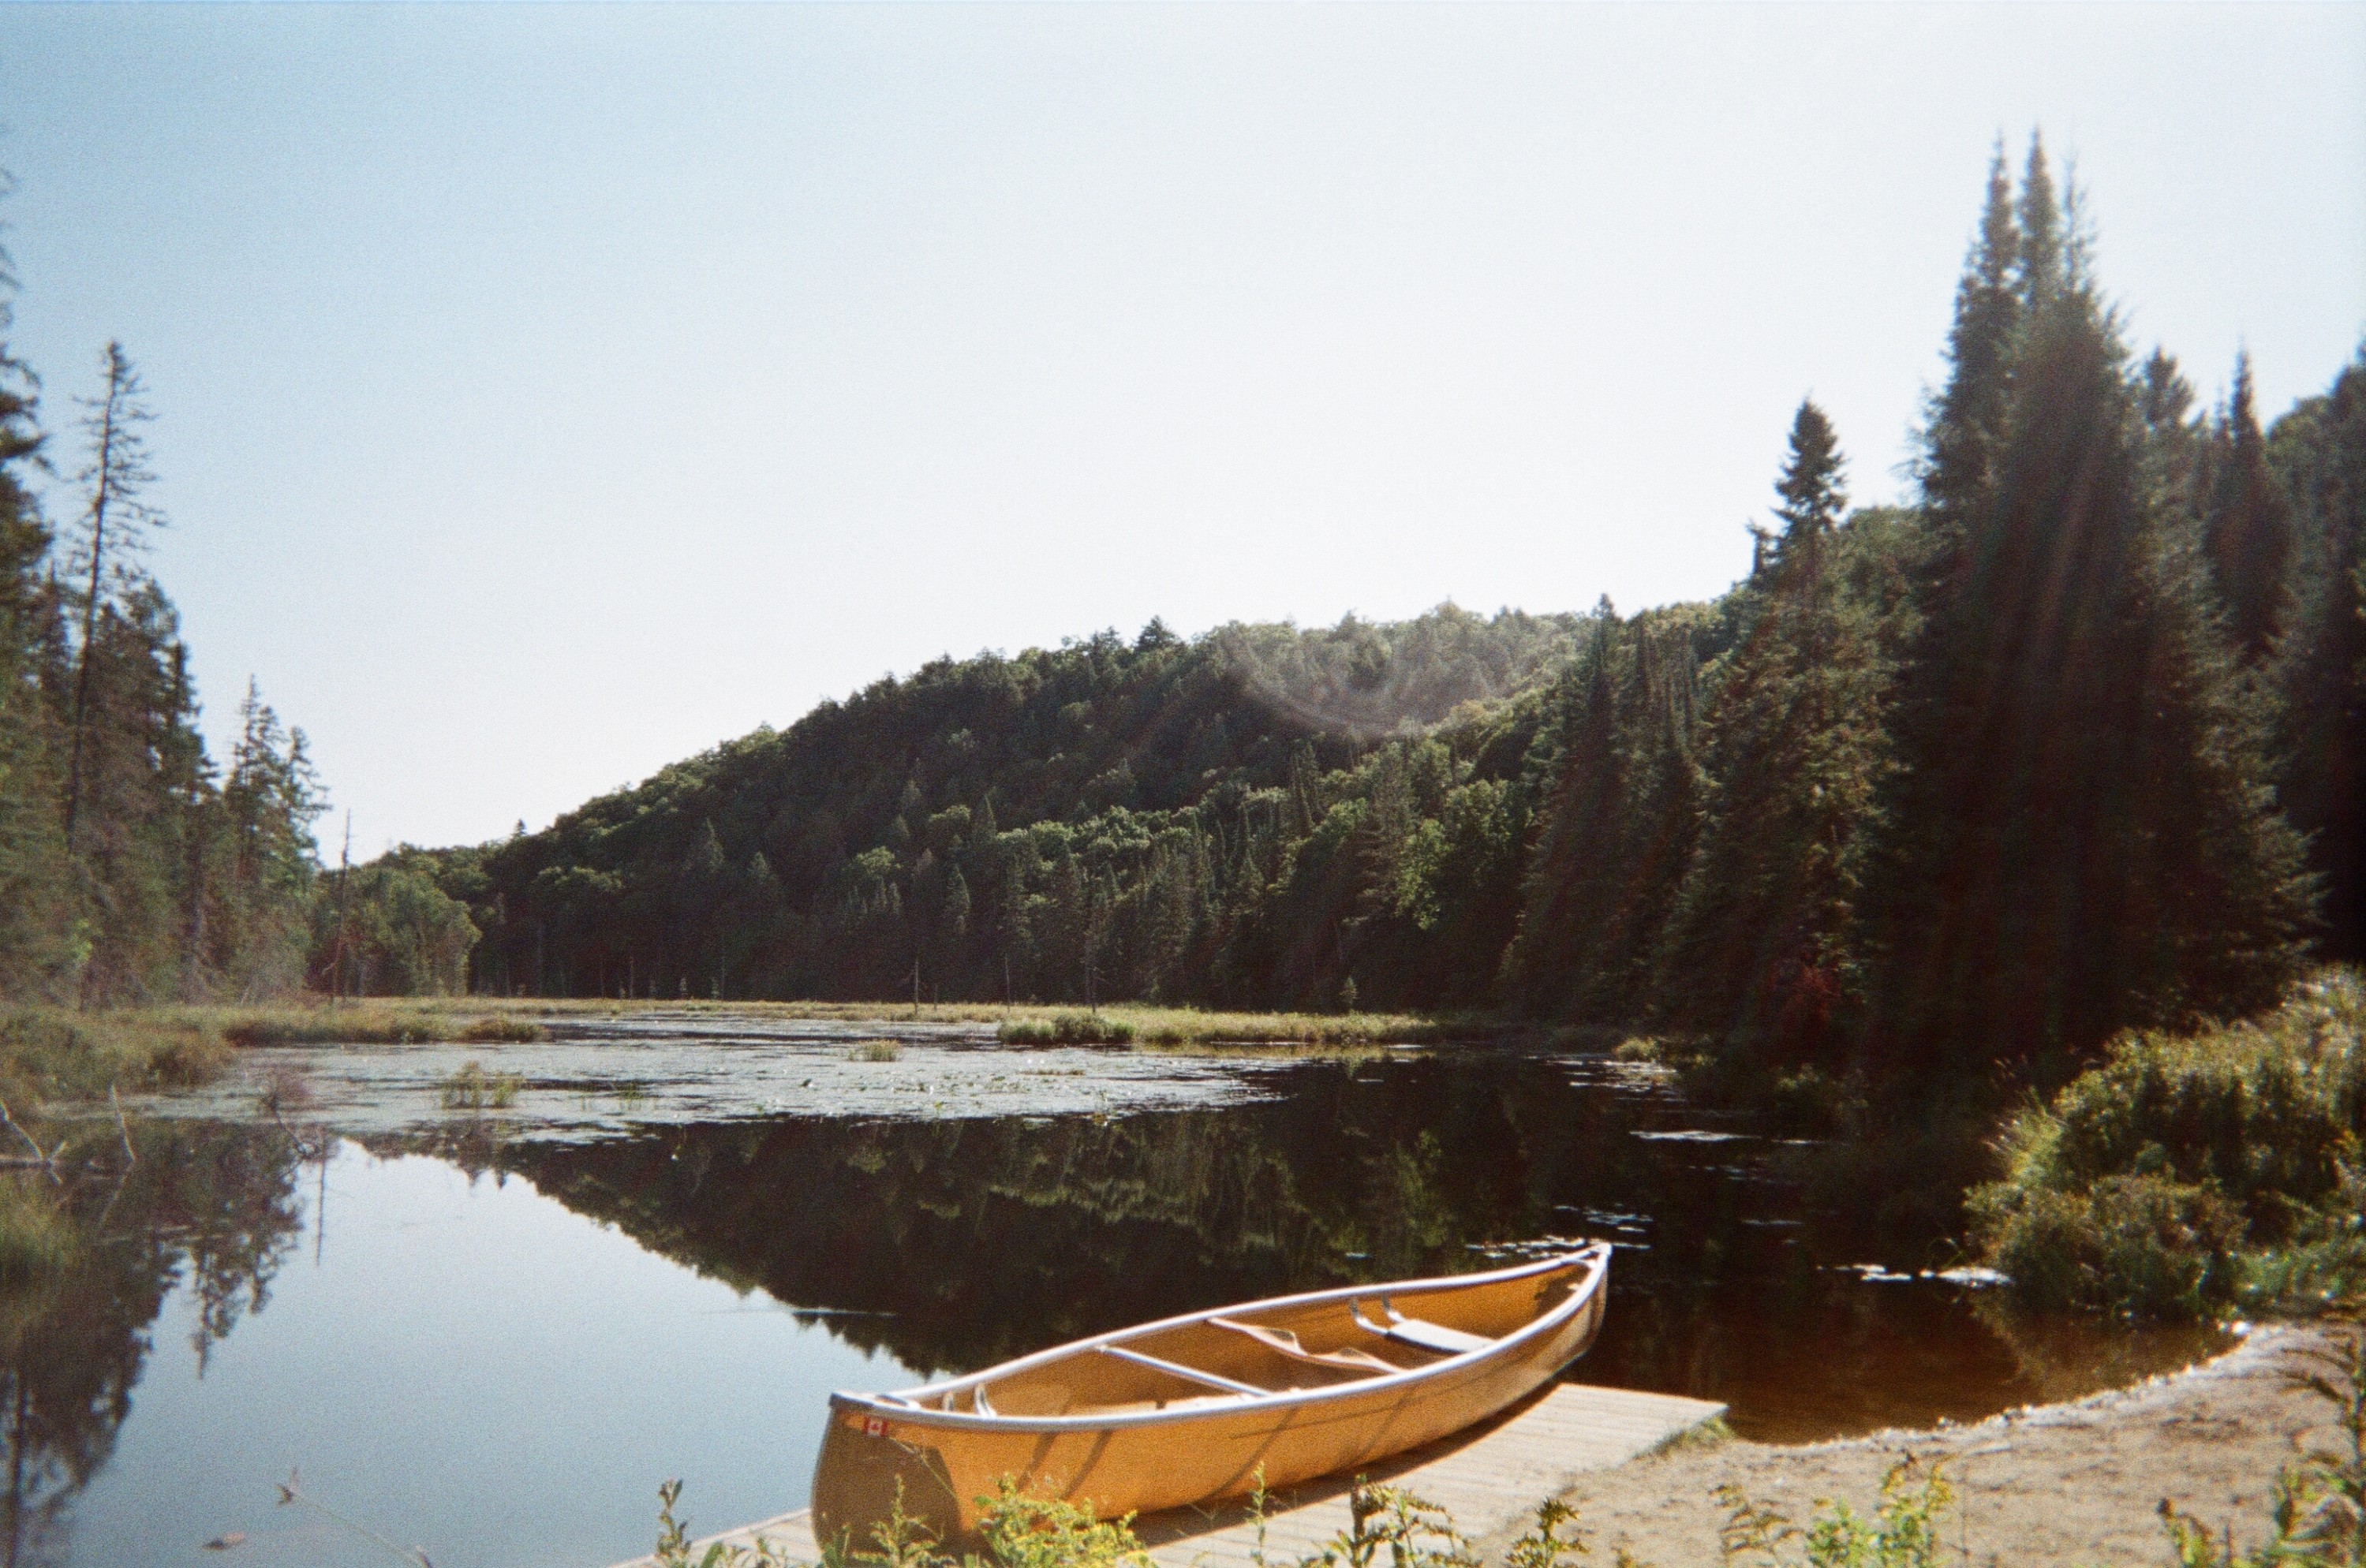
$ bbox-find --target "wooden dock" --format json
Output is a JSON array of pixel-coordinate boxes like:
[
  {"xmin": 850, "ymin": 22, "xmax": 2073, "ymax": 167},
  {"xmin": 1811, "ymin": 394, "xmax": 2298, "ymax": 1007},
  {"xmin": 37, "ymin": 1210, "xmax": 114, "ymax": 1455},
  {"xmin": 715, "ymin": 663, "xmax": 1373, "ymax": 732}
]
[{"xmin": 611, "ymin": 1383, "xmax": 1724, "ymax": 1567}]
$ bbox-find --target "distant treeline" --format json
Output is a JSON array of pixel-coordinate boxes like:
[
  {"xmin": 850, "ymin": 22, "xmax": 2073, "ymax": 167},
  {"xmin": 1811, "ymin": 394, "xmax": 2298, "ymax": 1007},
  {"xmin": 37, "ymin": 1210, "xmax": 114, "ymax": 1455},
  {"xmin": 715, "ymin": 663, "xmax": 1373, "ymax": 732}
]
[{"xmin": 407, "ymin": 137, "xmax": 2362, "ymax": 1075}]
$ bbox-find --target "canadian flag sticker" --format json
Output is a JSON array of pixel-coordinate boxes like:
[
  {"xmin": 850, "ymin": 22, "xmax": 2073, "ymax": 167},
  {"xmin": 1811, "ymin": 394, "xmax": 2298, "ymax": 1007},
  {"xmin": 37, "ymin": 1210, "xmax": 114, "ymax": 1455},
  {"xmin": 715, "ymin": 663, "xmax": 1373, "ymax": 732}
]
[{"xmin": 864, "ymin": 1416, "xmax": 889, "ymax": 1438}]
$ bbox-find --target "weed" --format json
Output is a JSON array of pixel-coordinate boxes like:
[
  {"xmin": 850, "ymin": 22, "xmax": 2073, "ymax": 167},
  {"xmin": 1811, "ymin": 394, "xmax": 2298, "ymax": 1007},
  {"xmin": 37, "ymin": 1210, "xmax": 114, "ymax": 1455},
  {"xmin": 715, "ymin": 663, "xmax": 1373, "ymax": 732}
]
[
  {"xmin": 439, "ymin": 1060, "xmax": 522, "ymax": 1111},
  {"xmin": 850, "ymin": 1040, "xmax": 903, "ymax": 1063},
  {"xmin": 1718, "ymin": 1455, "xmax": 1953, "ymax": 1568}
]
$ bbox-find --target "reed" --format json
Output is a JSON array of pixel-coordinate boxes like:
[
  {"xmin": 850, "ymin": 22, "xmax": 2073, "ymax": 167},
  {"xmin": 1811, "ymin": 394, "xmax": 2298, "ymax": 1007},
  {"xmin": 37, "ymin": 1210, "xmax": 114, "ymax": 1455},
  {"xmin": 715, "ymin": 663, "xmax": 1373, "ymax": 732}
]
[
  {"xmin": 439, "ymin": 1061, "xmax": 523, "ymax": 1111},
  {"xmin": 997, "ymin": 1006, "xmax": 1457, "ymax": 1050}
]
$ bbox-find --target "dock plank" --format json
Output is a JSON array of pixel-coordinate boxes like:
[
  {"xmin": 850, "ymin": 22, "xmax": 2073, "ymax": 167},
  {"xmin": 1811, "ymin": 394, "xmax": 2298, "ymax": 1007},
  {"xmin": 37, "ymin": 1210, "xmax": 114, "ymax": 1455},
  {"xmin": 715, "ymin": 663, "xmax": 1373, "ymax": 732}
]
[{"xmin": 606, "ymin": 1384, "xmax": 1723, "ymax": 1568}]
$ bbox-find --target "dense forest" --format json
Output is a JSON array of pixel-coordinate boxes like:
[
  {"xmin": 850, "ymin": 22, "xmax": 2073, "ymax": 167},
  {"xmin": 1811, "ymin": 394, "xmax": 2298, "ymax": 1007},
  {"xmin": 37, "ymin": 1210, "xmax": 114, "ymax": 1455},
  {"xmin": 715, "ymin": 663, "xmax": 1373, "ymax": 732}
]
[{"xmin": 2, "ymin": 137, "xmax": 2360, "ymax": 1083}]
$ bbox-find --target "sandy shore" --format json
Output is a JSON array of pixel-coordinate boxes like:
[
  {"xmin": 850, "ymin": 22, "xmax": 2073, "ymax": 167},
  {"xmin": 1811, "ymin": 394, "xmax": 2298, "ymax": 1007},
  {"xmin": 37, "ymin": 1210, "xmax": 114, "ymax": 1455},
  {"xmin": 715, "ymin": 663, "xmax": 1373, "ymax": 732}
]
[{"xmin": 1479, "ymin": 1323, "xmax": 2352, "ymax": 1567}]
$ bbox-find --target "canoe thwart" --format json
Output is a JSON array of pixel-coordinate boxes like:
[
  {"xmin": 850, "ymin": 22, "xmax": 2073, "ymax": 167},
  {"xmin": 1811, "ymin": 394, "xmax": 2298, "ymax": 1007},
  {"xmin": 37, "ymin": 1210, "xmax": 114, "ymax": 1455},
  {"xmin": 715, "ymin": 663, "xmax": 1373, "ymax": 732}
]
[{"xmin": 1097, "ymin": 1343, "xmax": 1265, "ymax": 1398}]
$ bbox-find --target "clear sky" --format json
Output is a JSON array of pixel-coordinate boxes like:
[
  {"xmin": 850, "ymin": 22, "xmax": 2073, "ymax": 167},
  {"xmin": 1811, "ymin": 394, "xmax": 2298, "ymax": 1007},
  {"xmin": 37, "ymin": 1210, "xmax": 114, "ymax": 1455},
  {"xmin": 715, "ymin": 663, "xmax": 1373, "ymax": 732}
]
[{"xmin": 1, "ymin": 4, "xmax": 2360, "ymax": 853}]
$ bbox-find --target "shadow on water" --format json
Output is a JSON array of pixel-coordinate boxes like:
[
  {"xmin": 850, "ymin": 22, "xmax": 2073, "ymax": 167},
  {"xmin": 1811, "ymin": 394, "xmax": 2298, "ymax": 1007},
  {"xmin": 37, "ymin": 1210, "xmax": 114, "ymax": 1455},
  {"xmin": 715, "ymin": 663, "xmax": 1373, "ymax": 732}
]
[{"xmin": 455, "ymin": 1049, "xmax": 2228, "ymax": 1440}]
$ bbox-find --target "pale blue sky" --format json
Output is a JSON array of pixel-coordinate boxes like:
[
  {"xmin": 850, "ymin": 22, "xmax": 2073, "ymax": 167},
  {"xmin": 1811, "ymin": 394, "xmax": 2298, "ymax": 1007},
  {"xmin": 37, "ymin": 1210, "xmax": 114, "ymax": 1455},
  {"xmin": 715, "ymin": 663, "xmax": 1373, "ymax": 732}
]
[{"xmin": 2, "ymin": 4, "xmax": 2360, "ymax": 850}]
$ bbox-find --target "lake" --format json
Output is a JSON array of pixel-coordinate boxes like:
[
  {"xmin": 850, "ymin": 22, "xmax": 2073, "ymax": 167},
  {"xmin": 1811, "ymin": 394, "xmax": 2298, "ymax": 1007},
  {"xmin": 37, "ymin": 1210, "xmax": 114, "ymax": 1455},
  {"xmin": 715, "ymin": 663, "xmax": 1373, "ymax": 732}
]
[{"xmin": 6, "ymin": 1014, "xmax": 2227, "ymax": 1567}]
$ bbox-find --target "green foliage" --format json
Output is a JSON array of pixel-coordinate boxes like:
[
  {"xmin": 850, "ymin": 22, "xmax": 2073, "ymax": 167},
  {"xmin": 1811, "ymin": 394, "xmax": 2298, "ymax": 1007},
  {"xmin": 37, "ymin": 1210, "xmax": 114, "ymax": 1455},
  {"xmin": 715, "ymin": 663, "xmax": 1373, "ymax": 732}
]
[
  {"xmin": 1717, "ymin": 1457, "xmax": 1954, "ymax": 1568},
  {"xmin": 1299, "ymin": 1483, "xmax": 1475, "ymax": 1568},
  {"xmin": 1969, "ymin": 969, "xmax": 2366, "ymax": 1317},
  {"xmin": 310, "ymin": 857, "xmax": 480, "ymax": 997},
  {"xmin": 849, "ymin": 1039, "xmax": 903, "ymax": 1062}
]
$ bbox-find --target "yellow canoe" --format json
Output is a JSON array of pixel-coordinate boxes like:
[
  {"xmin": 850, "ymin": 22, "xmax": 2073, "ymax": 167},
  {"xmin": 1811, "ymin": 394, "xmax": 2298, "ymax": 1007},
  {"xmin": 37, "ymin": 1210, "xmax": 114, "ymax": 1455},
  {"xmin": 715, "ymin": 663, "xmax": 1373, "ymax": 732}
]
[{"xmin": 809, "ymin": 1242, "xmax": 1611, "ymax": 1548}]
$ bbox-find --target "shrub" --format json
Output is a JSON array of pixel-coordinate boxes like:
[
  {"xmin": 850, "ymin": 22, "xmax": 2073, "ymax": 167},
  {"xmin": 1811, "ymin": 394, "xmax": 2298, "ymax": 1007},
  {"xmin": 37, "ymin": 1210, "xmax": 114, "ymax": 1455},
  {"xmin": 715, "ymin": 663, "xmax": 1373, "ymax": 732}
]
[
  {"xmin": 1971, "ymin": 969, "xmax": 2366, "ymax": 1319},
  {"xmin": 848, "ymin": 1040, "xmax": 903, "ymax": 1062},
  {"xmin": 1969, "ymin": 1174, "xmax": 2246, "ymax": 1318}
]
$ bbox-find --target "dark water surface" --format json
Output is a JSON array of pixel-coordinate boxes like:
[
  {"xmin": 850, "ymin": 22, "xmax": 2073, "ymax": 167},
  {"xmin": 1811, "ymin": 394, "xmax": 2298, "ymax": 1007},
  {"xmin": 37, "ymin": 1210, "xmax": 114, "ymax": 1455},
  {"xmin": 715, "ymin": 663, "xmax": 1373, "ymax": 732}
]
[{"xmin": 8, "ymin": 1018, "xmax": 2227, "ymax": 1567}]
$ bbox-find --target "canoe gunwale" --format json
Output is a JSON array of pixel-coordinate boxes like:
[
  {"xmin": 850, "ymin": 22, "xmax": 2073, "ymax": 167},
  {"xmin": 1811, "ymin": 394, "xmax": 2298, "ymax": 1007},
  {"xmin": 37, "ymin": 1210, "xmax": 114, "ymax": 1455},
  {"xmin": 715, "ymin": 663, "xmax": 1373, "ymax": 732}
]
[{"xmin": 827, "ymin": 1242, "xmax": 1610, "ymax": 1434}]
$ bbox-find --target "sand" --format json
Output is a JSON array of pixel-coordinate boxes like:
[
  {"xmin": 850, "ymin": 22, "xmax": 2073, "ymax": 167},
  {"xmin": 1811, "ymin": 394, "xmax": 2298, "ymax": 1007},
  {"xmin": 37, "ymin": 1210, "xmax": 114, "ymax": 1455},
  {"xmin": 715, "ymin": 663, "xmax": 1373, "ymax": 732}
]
[{"xmin": 1481, "ymin": 1323, "xmax": 2356, "ymax": 1567}]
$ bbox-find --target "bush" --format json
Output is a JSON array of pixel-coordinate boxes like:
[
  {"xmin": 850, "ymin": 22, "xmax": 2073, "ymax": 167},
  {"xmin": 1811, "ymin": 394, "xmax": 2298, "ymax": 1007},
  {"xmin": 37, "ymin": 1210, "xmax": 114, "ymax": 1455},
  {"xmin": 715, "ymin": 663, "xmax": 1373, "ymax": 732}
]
[
  {"xmin": 848, "ymin": 1040, "xmax": 903, "ymax": 1062},
  {"xmin": 1971, "ymin": 969, "xmax": 2366, "ymax": 1319},
  {"xmin": 1969, "ymin": 1174, "xmax": 2247, "ymax": 1318}
]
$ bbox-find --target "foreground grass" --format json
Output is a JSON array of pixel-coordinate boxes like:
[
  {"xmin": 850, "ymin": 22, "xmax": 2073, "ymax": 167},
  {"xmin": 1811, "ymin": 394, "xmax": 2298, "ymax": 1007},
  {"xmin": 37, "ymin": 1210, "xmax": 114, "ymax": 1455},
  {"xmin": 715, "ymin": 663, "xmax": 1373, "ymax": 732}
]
[{"xmin": 1972, "ymin": 967, "xmax": 2366, "ymax": 1321}]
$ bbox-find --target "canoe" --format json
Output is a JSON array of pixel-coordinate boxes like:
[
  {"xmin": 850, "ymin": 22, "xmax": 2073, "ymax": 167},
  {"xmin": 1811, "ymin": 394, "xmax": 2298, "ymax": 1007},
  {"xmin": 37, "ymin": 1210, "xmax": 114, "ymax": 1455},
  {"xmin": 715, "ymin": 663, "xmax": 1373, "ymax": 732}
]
[{"xmin": 809, "ymin": 1242, "xmax": 1611, "ymax": 1548}]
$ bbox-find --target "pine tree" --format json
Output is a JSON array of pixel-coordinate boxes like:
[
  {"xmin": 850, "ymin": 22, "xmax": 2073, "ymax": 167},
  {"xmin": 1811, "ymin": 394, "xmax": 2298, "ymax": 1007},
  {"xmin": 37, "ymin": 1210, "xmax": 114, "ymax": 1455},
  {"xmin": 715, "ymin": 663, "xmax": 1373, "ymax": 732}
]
[
  {"xmin": 2270, "ymin": 349, "xmax": 2366, "ymax": 959},
  {"xmin": 62, "ymin": 342, "xmax": 163, "ymax": 851},
  {"xmin": 1921, "ymin": 140, "xmax": 2022, "ymax": 542},
  {"xmin": 2200, "ymin": 352, "xmax": 2297, "ymax": 662},
  {"xmin": 0, "ymin": 219, "xmax": 69, "ymax": 995},
  {"xmin": 1858, "ymin": 151, "xmax": 2312, "ymax": 1070},
  {"xmin": 1657, "ymin": 401, "xmax": 1886, "ymax": 1052}
]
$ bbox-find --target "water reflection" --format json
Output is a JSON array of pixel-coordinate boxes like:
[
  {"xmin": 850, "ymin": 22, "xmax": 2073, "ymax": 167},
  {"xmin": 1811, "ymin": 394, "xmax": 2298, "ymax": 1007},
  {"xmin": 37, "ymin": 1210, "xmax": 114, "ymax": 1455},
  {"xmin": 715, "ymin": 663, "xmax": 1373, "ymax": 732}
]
[
  {"xmin": 475, "ymin": 1051, "xmax": 2228, "ymax": 1438},
  {"xmin": 0, "ymin": 1047, "xmax": 2232, "ymax": 1564},
  {"xmin": 0, "ymin": 1126, "xmax": 305, "ymax": 1567}
]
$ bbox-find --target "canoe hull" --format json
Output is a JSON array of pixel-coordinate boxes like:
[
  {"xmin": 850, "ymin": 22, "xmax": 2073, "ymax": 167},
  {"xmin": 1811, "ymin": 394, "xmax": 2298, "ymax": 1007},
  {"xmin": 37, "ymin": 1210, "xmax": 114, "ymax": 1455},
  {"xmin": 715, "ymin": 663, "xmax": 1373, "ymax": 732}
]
[{"xmin": 809, "ymin": 1249, "xmax": 1608, "ymax": 1548}]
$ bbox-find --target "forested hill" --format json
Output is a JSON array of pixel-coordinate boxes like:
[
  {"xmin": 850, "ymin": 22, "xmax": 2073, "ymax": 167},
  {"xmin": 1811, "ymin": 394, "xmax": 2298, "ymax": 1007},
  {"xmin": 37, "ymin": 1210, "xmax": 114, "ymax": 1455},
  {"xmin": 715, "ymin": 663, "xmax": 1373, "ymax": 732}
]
[
  {"xmin": 380, "ymin": 136, "xmax": 2362, "ymax": 1077},
  {"xmin": 409, "ymin": 605, "xmax": 1617, "ymax": 1008}
]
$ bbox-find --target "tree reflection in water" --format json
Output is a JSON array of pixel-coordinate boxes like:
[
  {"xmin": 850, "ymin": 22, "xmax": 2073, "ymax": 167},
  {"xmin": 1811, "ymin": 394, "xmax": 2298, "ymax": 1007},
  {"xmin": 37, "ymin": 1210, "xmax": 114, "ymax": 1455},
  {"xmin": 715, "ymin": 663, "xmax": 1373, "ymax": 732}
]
[
  {"xmin": 467, "ymin": 1051, "xmax": 2229, "ymax": 1438},
  {"xmin": 0, "ymin": 1125, "xmax": 305, "ymax": 1568}
]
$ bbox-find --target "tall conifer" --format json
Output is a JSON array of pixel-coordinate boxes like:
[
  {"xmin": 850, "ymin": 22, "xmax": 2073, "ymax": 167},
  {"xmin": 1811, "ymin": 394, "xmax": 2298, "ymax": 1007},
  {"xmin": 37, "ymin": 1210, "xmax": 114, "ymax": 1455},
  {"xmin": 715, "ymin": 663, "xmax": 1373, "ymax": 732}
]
[{"xmin": 2200, "ymin": 353, "xmax": 2297, "ymax": 662}]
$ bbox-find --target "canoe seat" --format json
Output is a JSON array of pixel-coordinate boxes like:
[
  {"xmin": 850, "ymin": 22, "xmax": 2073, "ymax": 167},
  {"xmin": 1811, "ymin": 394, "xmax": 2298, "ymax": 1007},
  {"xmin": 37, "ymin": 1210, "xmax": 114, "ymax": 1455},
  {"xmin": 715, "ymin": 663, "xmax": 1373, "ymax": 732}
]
[
  {"xmin": 1350, "ymin": 1297, "xmax": 1496, "ymax": 1357},
  {"xmin": 1208, "ymin": 1317, "xmax": 1396, "ymax": 1376}
]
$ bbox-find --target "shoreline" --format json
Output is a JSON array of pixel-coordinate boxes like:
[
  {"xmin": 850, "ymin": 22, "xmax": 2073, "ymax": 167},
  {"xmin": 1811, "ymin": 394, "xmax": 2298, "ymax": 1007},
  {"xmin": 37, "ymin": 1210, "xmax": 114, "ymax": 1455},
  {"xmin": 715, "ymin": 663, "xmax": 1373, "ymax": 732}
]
[{"xmin": 1487, "ymin": 1323, "xmax": 2348, "ymax": 1567}]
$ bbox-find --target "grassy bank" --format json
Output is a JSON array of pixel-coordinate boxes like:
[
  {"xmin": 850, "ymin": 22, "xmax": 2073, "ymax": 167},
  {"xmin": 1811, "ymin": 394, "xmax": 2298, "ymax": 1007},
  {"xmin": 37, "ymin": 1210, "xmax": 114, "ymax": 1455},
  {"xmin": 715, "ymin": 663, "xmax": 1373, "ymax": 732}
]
[
  {"xmin": 0, "ymin": 1000, "xmax": 547, "ymax": 1108},
  {"xmin": 1971, "ymin": 967, "xmax": 2366, "ymax": 1320}
]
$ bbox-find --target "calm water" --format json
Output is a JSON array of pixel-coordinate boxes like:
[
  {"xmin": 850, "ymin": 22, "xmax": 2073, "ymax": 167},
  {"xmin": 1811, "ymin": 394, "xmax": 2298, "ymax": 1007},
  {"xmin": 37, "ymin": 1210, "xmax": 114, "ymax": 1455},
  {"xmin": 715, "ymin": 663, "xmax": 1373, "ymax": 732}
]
[{"xmin": 7, "ymin": 1017, "xmax": 2228, "ymax": 1567}]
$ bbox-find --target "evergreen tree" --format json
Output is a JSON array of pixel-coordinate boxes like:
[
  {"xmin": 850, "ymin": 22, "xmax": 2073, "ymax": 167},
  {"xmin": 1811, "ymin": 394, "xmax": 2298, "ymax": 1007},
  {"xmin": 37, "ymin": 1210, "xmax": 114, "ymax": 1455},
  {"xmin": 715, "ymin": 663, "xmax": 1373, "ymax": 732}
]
[
  {"xmin": 1921, "ymin": 140, "xmax": 2021, "ymax": 542},
  {"xmin": 62, "ymin": 342, "xmax": 162, "ymax": 851},
  {"xmin": 2270, "ymin": 349, "xmax": 2366, "ymax": 959},
  {"xmin": 0, "ymin": 221, "xmax": 69, "ymax": 995},
  {"xmin": 1859, "ymin": 155, "xmax": 2311, "ymax": 1069},
  {"xmin": 1658, "ymin": 401, "xmax": 1887, "ymax": 1052},
  {"xmin": 2200, "ymin": 352, "xmax": 2297, "ymax": 662}
]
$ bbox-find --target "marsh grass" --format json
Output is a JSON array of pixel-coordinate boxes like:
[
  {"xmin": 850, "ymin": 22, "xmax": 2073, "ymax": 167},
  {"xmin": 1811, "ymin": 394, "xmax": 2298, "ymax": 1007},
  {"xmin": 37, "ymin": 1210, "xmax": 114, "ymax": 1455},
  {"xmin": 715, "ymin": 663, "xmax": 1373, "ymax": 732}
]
[
  {"xmin": 0, "ymin": 1006, "xmax": 229, "ymax": 1106},
  {"xmin": 1971, "ymin": 967, "xmax": 2366, "ymax": 1319},
  {"xmin": 997, "ymin": 1006, "xmax": 1459, "ymax": 1051},
  {"xmin": 849, "ymin": 1040, "xmax": 903, "ymax": 1063},
  {"xmin": 0, "ymin": 1178, "xmax": 78, "ymax": 1279},
  {"xmin": 438, "ymin": 1061, "xmax": 523, "ymax": 1111}
]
